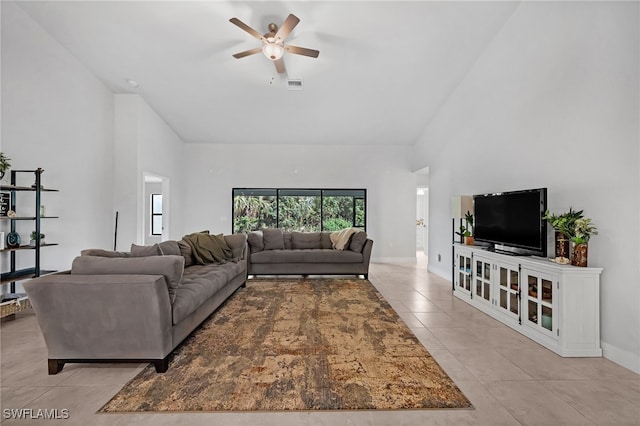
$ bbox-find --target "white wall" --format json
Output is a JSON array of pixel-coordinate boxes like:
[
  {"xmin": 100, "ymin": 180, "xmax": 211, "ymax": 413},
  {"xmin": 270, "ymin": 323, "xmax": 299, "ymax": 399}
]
[
  {"xmin": 137, "ymin": 98, "xmax": 185, "ymax": 241},
  {"xmin": 113, "ymin": 94, "xmax": 185, "ymax": 250},
  {"xmin": 413, "ymin": 2, "xmax": 640, "ymax": 372},
  {"xmin": 183, "ymin": 143, "xmax": 416, "ymax": 262},
  {"xmin": 1, "ymin": 2, "xmax": 114, "ymax": 275},
  {"xmin": 2, "ymin": 4, "xmax": 186, "ymax": 278}
]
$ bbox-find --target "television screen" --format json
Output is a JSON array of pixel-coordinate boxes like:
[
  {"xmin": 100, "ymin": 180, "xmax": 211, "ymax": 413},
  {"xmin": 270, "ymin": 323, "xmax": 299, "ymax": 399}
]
[{"xmin": 473, "ymin": 188, "xmax": 547, "ymax": 256}]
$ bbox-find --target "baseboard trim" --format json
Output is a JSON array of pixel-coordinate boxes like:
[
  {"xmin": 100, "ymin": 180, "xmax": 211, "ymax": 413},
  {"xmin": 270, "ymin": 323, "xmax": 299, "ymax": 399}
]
[
  {"xmin": 428, "ymin": 264, "xmax": 451, "ymax": 281},
  {"xmin": 601, "ymin": 341, "xmax": 640, "ymax": 374}
]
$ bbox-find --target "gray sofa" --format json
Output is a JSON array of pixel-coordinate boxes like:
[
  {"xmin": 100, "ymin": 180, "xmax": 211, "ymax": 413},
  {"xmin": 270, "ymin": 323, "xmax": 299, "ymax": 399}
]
[
  {"xmin": 246, "ymin": 229, "xmax": 373, "ymax": 278},
  {"xmin": 24, "ymin": 233, "xmax": 247, "ymax": 374}
]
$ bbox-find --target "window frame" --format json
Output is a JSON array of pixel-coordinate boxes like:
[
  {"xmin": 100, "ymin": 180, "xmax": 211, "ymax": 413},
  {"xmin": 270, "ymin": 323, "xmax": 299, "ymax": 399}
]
[
  {"xmin": 232, "ymin": 188, "xmax": 367, "ymax": 233},
  {"xmin": 150, "ymin": 193, "xmax": 163, "ymax": 236}
]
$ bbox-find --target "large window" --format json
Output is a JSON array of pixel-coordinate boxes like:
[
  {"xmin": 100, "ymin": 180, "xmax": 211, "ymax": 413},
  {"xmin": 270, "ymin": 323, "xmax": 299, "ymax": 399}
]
[{"xmin": 233, "ymin": 188, "xmax": 366, "ymax": 233}]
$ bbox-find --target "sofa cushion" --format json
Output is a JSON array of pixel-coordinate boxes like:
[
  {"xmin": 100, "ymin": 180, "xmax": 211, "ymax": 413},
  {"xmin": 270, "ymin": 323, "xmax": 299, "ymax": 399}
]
[
  {"xmin": 250, "ymin": 249, "xmax": 363, "ymax": 264},
  {"xmin": 349, "ymin": 231, "xmax": 368, "ymax": 253},
  {"xmin": 173, "ymin": 264, "xmax": 229, "ymax": 325},
  {"xmin": 71, "ymin": 255, "xmax": 184, "ymax": 303},
  {"xmin": 224, "ymin": 233, "xmax": 247, "ymax": 259},
  {"xmin": 131, "ymin": 243, "xmax": 161, "ymax": 257},
  {"xmin": 291, "ymin": 232, "xmax": 322, "ymax": 249},
  {"xmin": 283, "ymin": 232, "xmax": 293, "ymax": 250},
  {"xmin": 247, "ymin": 231, "xmax": 264, "ymax": 253},
  {"xmin": 159, "ymin": 240, "xmax": 181, "ymax": 256},
  {"xmin": 177, "ymin": 240, "xmax": 194, "ymax": 267},
  {"xmin": 263, "ymin": 228, "xmax": 284, "ymax": 250},
  {"xmin": 80, "ymin": 249, "xmax": 130, "ymax": 258},
  {"xmin": 320, "ymin": 232, "xmax": 333, "ymax": 249}
]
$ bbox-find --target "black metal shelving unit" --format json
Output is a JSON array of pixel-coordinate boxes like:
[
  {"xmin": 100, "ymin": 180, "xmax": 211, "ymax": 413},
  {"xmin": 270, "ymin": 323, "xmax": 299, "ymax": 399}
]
[{"xmin": 1, "ymin": 168, "xmax": 58, "ymax": 296}]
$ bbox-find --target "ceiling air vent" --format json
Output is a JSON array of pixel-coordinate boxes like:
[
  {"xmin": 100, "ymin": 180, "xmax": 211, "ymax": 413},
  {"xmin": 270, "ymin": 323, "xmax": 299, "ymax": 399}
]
[{"xmin": 287, "ymin": 79, "xmax": 303, "ymax": 91}]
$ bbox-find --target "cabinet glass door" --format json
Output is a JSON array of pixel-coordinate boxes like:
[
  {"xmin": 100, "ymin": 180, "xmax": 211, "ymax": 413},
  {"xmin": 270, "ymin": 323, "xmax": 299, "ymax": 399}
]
[
  {"xmin": 498, "ymin": 263, "xmax": 520, "ymax": 320},
  {"xmin": 474, "ymin": 258, "xmax": 491, "ymax": 303},
  {"xmin": 524, "ymin": 269, "xmax": 555, "ymax": 337},
  {"xmin": 456, "ymin": 250, "xmax": 472, "ymax": 295}
]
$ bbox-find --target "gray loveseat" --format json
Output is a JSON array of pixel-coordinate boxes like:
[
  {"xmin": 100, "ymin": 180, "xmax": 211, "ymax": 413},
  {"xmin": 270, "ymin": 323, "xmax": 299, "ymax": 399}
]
[
  {"xmin": 246, "ymin": 229, "xmax": 373, "ymax": 278},
  {"xmin": 24, "ymin": 233, "xmax": 247, "ymax": 374}
]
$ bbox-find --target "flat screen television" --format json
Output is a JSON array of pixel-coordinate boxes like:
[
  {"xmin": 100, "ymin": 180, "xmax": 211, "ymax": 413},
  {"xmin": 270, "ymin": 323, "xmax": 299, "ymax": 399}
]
[{"xmin": 473, "ymin": 188, "xmax": 547, "ymax": 257}]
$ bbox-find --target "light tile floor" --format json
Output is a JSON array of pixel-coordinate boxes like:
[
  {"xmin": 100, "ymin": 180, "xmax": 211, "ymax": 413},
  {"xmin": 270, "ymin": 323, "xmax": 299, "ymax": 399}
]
[{"xmin": 1, "ymin": 259, "xmax": 639, "ymax": 425}]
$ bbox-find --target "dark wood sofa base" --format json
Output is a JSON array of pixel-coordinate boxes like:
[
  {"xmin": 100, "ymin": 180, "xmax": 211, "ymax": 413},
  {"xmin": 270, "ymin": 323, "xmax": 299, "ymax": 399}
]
[{"xmin": 47, "ymin": 356, "xmax": 170, "ymax": 375}]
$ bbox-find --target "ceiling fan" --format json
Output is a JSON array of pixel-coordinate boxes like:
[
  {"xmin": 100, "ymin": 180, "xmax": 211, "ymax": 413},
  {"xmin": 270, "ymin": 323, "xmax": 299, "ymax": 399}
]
[{"xmin": 229, "ymin": 14, "xmax": 319, "ymax": 74}]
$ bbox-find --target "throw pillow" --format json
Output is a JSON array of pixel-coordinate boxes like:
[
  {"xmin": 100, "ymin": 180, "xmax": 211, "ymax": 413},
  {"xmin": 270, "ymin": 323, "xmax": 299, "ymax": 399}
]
[
  {"xmin": 130, "ymin": 243, "xmax": 161, "ymax": 257},
  {"xmin": 247, "ymin": 231, "xmax": 264, "ymax": 253},
  {"xmin": 292, "ymin": 232, "xmax": 322, "ymax": 249},
  {"xmin": 349, "ymin": 231, "xmax": 368, "ymax": 253},
  {"xmin": 263, "ymin": 228, "xmax": 285, "ymax": 250}
]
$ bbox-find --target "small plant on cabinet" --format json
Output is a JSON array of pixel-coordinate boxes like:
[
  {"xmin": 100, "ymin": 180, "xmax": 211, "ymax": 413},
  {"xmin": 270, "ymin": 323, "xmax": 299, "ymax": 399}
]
[{"xmin": 455, "ymin": 211, "xmax": 474, "ymax": 245}]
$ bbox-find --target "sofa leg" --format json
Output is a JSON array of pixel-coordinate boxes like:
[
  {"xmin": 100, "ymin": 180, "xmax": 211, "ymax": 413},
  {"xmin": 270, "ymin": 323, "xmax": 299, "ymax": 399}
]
[
  {"xmin": 153, "ymin": 357, "xmax": 169, "ymax": 373},
  {"xmin": 363, "ymin": 274, "xmax": 368, "ymax": 280},
  {"xmin": 48, "ymin": 359, "xmax": 64, "ymax": 375}
]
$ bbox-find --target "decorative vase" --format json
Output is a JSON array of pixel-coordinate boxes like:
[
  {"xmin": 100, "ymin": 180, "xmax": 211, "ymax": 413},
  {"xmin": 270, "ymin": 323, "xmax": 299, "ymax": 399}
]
[
  {"xmin": 555, "ymin": 231, "xmax": 570, "ymax": 261},
  {"xmin": 572, "ymin": 243, "xmax": 588, "ymax": 267},
  {"xmin": 464, "ymin": 236, "xmax": 474, "ymax": 245}
]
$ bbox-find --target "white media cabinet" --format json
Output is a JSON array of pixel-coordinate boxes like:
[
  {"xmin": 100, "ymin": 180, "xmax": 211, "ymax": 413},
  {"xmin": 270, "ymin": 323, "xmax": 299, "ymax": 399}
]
[{"xmin": 453, "ymin": 244, "xmax": 602, "ymax": 357}]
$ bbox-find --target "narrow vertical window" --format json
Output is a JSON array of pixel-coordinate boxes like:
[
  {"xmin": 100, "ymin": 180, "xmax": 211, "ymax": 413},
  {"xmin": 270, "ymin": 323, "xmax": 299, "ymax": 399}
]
[{"xmin": 151, "ymin": 194, "xmax": 163, "ymax": 236}]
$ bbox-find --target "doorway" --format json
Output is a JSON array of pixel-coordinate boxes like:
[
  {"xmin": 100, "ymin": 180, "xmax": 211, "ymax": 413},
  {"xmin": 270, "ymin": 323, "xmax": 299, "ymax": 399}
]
[{"xmin": 416, "ymin": 187, "xmax": 429, "ymax": 267}]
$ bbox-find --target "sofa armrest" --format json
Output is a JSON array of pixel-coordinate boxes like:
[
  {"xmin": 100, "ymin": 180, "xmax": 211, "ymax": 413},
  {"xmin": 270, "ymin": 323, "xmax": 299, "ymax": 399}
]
[
  {"xmin": 362, "ymin": 239, "xmax": 374, "ymax": 267},
  {"xmin": 24, "ymin": 273, "xmax": 173, "ymax": 360}
]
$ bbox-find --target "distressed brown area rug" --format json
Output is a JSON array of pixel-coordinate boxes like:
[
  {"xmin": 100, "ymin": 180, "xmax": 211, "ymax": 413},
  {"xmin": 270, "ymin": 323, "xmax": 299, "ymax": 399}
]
[{"xmin": 100, "ymin": 279, "xmax": 472, "ymax": 412}]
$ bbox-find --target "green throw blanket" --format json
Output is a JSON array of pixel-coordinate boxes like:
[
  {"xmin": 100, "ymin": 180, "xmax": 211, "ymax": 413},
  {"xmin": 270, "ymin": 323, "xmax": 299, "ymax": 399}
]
[{"xmin": 183, "ymin": 232, "xmax": 232, "ymax": 265}]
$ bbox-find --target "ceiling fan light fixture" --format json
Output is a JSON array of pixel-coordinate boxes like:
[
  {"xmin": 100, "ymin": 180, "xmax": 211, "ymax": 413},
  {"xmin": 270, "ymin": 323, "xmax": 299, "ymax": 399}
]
[{"xmin": 262, "ymin": 38, "xmax": 284, "ymax": 61}]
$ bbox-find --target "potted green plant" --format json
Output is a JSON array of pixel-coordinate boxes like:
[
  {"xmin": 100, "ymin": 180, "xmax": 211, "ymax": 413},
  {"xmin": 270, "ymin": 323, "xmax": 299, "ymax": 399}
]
[
  {"xmin": 543, "ymin": 208, "xmax": 583, "ymax": 261},
  {"xmin": 569, "ymin": 217, "xmax": 597, "ymax": 267},
  {"xmin": 455, "ymin": 211, "xmax": 474, "ymax": 245},
  {"xmin": 0, "ymin": 152, "xmax": 10, "ymax": 180},
  {"xmin": 30, "ymin": 231, "xmax": 45, "ymax": 246},
  {"xmin": 543, "ymin": 208, "xmax": 597, "ymax": 266}
]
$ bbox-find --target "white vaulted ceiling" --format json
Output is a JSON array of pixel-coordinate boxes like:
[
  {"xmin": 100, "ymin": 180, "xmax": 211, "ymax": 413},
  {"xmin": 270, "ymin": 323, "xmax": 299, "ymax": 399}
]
[{"xmin": 14, "ymin": 1, "xmax": 521, "ymax": 146}]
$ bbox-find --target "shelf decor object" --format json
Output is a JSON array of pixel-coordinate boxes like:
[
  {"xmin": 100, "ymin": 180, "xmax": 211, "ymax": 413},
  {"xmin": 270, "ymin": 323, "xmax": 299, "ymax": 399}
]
[{"xmin": 6, "ymin": 231, "xmax": 20, "ymax": 248}]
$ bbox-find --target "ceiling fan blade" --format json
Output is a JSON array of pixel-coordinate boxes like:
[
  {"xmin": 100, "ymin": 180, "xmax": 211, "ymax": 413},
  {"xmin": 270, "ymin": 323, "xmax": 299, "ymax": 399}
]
[
  {"xmin": 229, "ymin": 17, "xmax": 264, "ymax": 41},
  {"xmin": 285, "ymin": 45, "xmax": 320, "ymax": 58},
  {"xmin": 274, "ymin": 58, "xmax": 286, "ymax": 74},
  {"xmin": 232, "ymin": 47, "xmax": 263, "ymax": 59},
  {"xmin": 274, "ymin": 14, "xmax": 300, "ymax": 43}
]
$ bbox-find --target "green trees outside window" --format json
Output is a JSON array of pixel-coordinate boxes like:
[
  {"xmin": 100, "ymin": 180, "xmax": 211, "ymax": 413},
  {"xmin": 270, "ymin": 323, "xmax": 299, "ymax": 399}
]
[{"xmin": 233, "ymin": 188, "xmax": 366, "ymax": 233}]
